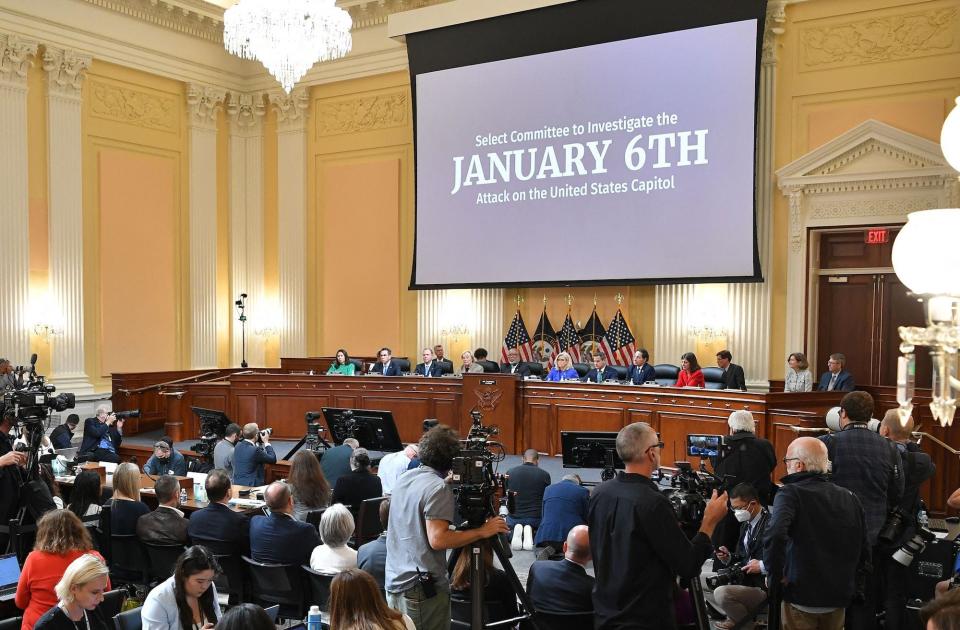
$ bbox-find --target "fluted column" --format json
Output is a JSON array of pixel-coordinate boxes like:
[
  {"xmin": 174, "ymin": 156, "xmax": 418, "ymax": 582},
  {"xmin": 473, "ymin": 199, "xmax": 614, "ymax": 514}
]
[
  {"xmin": 0, "ymin": 34, "xmax": 37, "ymax": 367},
  {"xmin": 228, "ymin": 92, "xmax": 265, "ymax": 367},
  {"xmin": 44, "ymin": 46, "xmax": 92, "ymax": 394},
  {"xmin": 417, "ymin": 289, "xmax": 504, "ymax": 360},
  {"xmin": 186, "ymin": 84, "xmax": 226, "ymax": 368},
  {"xmin": 269, "ymin": 88, "xmax": 308, "ymax": 357}
]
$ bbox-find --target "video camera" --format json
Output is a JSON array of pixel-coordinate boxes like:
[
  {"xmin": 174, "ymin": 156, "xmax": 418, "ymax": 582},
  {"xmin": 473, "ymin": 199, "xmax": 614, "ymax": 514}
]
[
  {"xmin": 706, "ymin": 562, "xmax": 747, "ymax": 590},
  {"xmin": 450, "ymin": 409, "xmax": 512, "ymax": 529},
  {"xmin": 662, "ymin": 461, "xmax": 726, "ymax": 535},
  {"xmin": 190, "ymin": 407, "xmax": 231, "ymax": 458}
]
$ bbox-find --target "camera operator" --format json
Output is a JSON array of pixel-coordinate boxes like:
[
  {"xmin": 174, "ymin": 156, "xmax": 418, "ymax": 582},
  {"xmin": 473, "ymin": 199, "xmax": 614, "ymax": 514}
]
[
  {"xmin": 764, "ymin": 437, "xmax": 868, "ymax": 630},
  {"xmin": 232, "ymin": 423, "xmax": 276, "ymax": 486},
  {"xmin": 708, "ymin": 483, "xmax": 770, "ymax": 630},
  {"xmin": 213, "ymin": 423, "xmax": 241, "ymax": 477},
  {"xmin": 588, "ymin": 421, "xmax": 728, "ymax": 630},
  {"xmin": 0, "ymin": 359, "xmax": 21, "ymax": 391},
  {"xmin": 78, "ymin": 405, "xmax": 123, "ymax": 463},
  {"xmin": 385, "ymin": 425, "xmax": 508, "ymax": 630},
  {"xmin": 820, "ymin": 391, "xmax": 902, "ymax": 629},
  {"xmin": 49, "ymin": 414, "xmax": 79, "ymax": 450},
  {"xmin": 877, "ymin": 409, "xmax": 935, "ymax": 627},
  {"xmin": 0, "ymin": 407, "xmax": 27, "ymax": 549}
]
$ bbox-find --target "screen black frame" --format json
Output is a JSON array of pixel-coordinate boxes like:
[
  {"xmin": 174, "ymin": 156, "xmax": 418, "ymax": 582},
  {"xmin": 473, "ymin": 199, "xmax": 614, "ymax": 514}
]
[
  {"xmin": 321, "ymin": 407, "xmax": 404, "ymax": 452},
  {"xmin": 406, "ymin": 0, "xmax": 768, "ymax": 290}
]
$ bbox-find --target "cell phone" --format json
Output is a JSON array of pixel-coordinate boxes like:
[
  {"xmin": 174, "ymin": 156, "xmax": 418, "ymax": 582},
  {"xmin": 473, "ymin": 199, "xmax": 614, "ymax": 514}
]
[{"xmin": 239, "ymin": 489, "xmax": 251, "ymax": 498}]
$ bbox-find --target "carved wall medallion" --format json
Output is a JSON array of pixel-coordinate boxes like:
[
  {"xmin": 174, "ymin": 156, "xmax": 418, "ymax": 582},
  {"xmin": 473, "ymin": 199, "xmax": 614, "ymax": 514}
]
[
  {"xmin": 315, "ymin": 92, "xmax": 407, "ymax": 137},
  {"xmin": 474, "ymin": 387, "xmax": 503, "ymax": 413},
  {"xmin": 89, "ymin": 79, "xmax": 178, "ymax": 132}
]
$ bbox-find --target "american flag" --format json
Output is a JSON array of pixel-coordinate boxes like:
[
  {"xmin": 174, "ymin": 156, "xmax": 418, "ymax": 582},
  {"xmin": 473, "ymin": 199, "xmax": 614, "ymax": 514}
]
[
  {"xmin": 532, "ymin": 309, "xmax": 558, "ymax": 369},
  {"xmin": 501, "ymin": 310, "xmax": 534, "ymax": 363},
  {"xmin": 599, "ymin": 309, "xmax": 637, "ymax": 366},
  {"xmin": 556, "ymin": 313, "xmax": 582, "ymax": 363}
]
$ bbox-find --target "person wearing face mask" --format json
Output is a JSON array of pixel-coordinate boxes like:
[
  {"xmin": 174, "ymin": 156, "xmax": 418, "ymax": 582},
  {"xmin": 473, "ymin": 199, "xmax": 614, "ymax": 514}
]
[
  {"xmin": 143, "ymin": 438, "xmax": 187, "ymax": 476},
  {"xmin": 708, "ymin": 483, "xmax": 770, "ymax": 630}
]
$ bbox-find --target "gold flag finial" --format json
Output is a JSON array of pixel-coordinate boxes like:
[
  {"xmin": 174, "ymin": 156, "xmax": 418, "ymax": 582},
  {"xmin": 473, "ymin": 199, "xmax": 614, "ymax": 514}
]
[
  {"xmin": 593, "ymin": 293, "xmax": 598, "ymax": 306},
  {"xmin": 615, "ymin": 292, "xmax": 624, "ymax": 306},
  {"xmin": 565, "ymin": 293, "xmax": 574, "ymax": 307},
  {"xmin": 515, "ymin": 293, "xmax": 523, "ymax": 308},
  {"xmin": 542, "ymin": 294, "xmax": 547, "ymax": 307}
]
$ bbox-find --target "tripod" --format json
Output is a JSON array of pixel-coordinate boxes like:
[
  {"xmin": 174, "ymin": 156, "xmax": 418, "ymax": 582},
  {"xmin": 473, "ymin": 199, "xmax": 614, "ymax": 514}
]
[{"xmin": 458, "ymin": 532, "xmax": 542, "ymax": 630}]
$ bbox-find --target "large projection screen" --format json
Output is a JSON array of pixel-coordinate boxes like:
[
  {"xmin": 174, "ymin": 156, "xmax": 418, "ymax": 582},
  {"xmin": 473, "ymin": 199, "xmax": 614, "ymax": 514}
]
[{"xmin": 407, "ymin": 0, "xmax": 766, "ymax": 289}]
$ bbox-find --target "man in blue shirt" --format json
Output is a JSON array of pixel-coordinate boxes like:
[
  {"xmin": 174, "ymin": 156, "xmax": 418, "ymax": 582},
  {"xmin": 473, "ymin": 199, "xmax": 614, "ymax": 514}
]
[
  {"xmin": 249, "ymin": 482, "xmax": 319, "ymax": 565},
  {"xmin": 232, "ymin": 423, "xmax": 277, "ymax": 486}
]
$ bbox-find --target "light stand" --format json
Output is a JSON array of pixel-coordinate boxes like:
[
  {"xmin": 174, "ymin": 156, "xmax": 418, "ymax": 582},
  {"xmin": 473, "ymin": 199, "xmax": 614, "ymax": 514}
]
[{"xmin": 235, "ymin": 293, "xmax": 248, "ymax": 368}]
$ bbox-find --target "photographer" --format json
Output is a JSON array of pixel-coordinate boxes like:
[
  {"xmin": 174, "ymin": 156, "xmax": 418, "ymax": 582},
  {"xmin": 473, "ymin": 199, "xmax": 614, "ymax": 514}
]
[
  {"xmin": 0, "ymin": 358, "xmax": 21, "ymax": 391},
  {"xmin": 588, "ymin": 421, "xmax": 728, "ymax": 630},
  {"xmin": 763, "ymin": 437, "xmax": 868, "ymax": 630},
  {"xmin": 78, "ymin": 405, "xmax": 123, "ymax": 463},
  {"xmin": 0, "ymin": 407, "xmax": 27, "ymax": 549},
  {"xmin": 213, "ymin": 423, "xmax": 241, "ymax": 477},
  {"xmin": 143, "ymin": 439, "xmax": 187, "ymax": 477},
  {"xmin": 385, "ymin": 425, "xmax": 508, "ymax": 630},
  {"xmin": 232, "ymin": 423, "xmax": 276, "ymax": 486},
  {"xmin": 49, "ymin": 414, "xmax": 79, "ymax": 450}
]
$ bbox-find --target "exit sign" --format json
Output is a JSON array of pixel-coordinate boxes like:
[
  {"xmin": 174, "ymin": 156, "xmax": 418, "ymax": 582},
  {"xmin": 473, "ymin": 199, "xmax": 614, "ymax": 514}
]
[{"xmin": 865, "ymin": 228, "xmax": 889, "ymax": 245}]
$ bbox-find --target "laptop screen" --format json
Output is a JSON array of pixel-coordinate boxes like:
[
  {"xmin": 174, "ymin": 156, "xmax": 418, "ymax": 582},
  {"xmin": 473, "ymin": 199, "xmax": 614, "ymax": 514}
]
[{"xmin": 0, "ymin": 554, "xmax": 20, "ymax": 588}]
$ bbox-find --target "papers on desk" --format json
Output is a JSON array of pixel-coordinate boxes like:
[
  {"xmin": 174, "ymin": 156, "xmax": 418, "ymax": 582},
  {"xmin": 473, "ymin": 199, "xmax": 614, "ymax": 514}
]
[
  {"xmin": 228, "ymin": 498, "xmax": 266, "ymax": 509},
  {"xmin": 55, "ymin": 476, "xmax": 76, "ymax": 484}
]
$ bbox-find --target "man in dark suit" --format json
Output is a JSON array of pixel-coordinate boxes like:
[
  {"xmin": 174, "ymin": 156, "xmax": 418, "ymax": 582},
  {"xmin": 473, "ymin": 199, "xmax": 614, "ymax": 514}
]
[
  {"xmin": 433, "ymin": 344, "xmax": 454, "ymax": 375},
  {"xmin": 357, "ymin": 498, "xmax": 390, "ymax": 589},
  {"xmin": 321, "ymin": 437, "xmax": 357, "ymax": 488},
  {"xmin": 500, "ymin": 348, "xmax": 532, "ymax": 377},
  {"xmin": 716, "ymin": 350, "xmax": 747, "ymax": 391},
  {"xmin": 371, "ymin": 347, "xmax": 402, "ymax": 376},
  {"xmin": 526, "ymin": 525, "xmax": 594, "ymax": 614},
  {"xmin": 250, "ymin": 481, "xmax": 320, "ymax": 565},
  {"xmin": 49, "ymin": 414, "xmax": 79, "ymax": 449},
  {"xmin": 136, "ymin": 475, "xmax": 189, "ymax": 545},
  {"xmin": 817, "ymin": 352, "xmax": 855, "ymax": 391},
  {"xmin": 474, "ymin": 347, "xmax": 500, "ymax": 372},
  {"xmin": 79, "ymin": 405, "xmax": 124, "ymax": 463},
  {"xmin": 584, "ymin": 352, "xmax": 618, "ymax": 383},
  {"xmin": 626, "ymin": 348, "xmax": 656, "ymax": 385},
  {"xmin": 534, "ymin": 474, "xmax": 589, "ymax": 551},
  {"xmin": 414, "ymin": 348, "xmax": 443, "ymax": 377},
  {"xmin": 232, "ymin": 423, "xmax": 276, "ymax": 486},
  {"xmin": 187, "ymin": 469, "xmax": 250, "ymax": 555}
]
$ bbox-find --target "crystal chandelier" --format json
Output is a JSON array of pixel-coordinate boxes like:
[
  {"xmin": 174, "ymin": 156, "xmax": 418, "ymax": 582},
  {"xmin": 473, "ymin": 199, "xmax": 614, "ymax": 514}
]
[
  {"xmin": 891, "ymin": 96, "xmax": 960, "ymax": 427},
  {"xmin": 224, "ymin": 0, "xmax": 352, "ymax": 93}
]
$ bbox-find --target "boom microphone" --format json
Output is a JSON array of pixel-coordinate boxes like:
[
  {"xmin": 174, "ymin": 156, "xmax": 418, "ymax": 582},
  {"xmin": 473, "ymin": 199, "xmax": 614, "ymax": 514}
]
[{"xmin": 29, "ymin": 354, "xmax": 37, "ymax": 372}]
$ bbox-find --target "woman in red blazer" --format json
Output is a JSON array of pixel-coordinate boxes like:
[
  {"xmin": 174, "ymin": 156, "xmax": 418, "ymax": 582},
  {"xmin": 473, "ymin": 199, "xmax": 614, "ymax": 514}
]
[{"xmin": 675, "ymin": 352, "xmax": 705, "ymax": 388}]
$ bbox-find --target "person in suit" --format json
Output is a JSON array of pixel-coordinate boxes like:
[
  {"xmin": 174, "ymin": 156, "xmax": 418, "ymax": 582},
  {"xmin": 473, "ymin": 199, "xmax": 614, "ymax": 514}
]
[
  {"xmin": 459, "ymin": 350, "xmax": 484, "ymax": 375},
  {"xmin": 474, "ymin": 347, "xmax": 499, "ymax": 373},
  {"xmin": 187, "ymin": 469, "xmax": 250, "ymax": 555},
  {"xmin": 357, "ymin": 499, "xmax": 390, "ymax": 589},
  {"xmin": 232, "ymin": 423, "xmax": 277, "ymax": 486},
  {"xmin": 415, "ymin": 347, "xmax": 443, "ymax": 377},
  {"xmin": 785, "ymin": 352, "xmax": 814, "ymax": 392},
  {"xmin": 584, "ymin": 352, "xmax": 618, "ymax": 383},
  {"xmin": 142, "ymin": 439, "xmax": 188, "ymax": 476},
  {"xmin": 534, "ymin": 474, "xmax": 589, "ymax": 551},
  {"xmin": 545, "ymin": 351, "xmax": 579, "ymax": 381},
  {"xmin": 526, "ymin": 525, "xmax": 594, "ymax": 614},
  {"xmin": 626, "ymin": 348, "xmax": 656, "ymax": 385},
  {"xmin": 250, "ymin": 481, "xmax": 320, "ymax": 565},
  {"xmin": 817, "ymin": 352, "xmax": 856, "ymax": 391},
  {"xmin": 136, "ymin": 474, "xmax": 189, "ymax": 545},
  {"xmin": 433, "ymin": 344, "xmax": 454, "ymax": 375},
  {"xmin": 716, "ymin": 350, "xmax": 747, "ymax": 391},
  {"xmin": 321, "ymin": 437, "xmax": 358, "ymax": 488},
  {"xmin": 49, "ymin": 414, "xmax": 80, "ymax": 450},
  {"xmin": 500, "ymin": 347, "xmax": 532, "ymax": 377},
  {"xmin": 331, "ymin": 448, "xmax": 383, "ymax": 510},
  {"xmin": 78, "ymin": 405, "xmax": 124, "ymax": 463},
  {"xmin": 371, "ymin": 347, "xmax": 402, "ymax": 376}
]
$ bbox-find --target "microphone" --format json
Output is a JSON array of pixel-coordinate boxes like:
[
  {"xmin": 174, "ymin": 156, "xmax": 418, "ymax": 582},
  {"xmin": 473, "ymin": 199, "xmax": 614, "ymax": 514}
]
[
  {"xmin": 29, "ymin": 354, "xmax": 37, "ymax": 373},
  {"xmin": 240, "ymin": 293, "xmax": 248, "ymax": 299}
]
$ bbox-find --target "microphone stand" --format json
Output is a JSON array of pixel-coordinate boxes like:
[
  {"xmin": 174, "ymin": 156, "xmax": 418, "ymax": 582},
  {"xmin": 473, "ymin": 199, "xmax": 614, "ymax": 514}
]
[{"xmin": 236, "ymin": 294, "xmax": 248, "ymax": 368}]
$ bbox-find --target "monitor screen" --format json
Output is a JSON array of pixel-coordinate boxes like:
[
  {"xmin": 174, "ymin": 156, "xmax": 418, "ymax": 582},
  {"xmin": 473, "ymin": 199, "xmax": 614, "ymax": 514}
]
[{"xmin": 321, "ymin": 408, "xmax": 404, "ymax": 452}]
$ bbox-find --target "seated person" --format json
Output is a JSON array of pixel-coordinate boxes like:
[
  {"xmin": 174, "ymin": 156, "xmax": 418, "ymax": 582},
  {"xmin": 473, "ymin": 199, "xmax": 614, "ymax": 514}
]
[
  {"xmin": 459, "ymin": 350, "xmax": 484, "ymax": 375},
  {"xmin": 545, "ymin": 351, "xmax": 579, "ymax": 381},
  {"xmin": 310, "ymin": 503, "xmax": 358, "ymax": 573},
  {"xmin": 675, "ymin": 352, "xmax": 706, "ymax": 388},
  {"xmin": 327, "ymin": 348, "xmax": 356, "ymax": 375},
  {"xmin": 289, "ymin": 450, "xmax": 331, "ymax": 521},
  {"xmin": 371, "ymin": 347, "xmax": 402, "ymax": 376},
  {"xmin": 250, "ymin": 481, "xmax": 320, "ymax": 565},
  {"xmin": 49, "ymin": 414, "xmax": 80, "ymax": 450},
  {"xmin": 232, "ymin": 423, "xmax": 277, "ymax": 486},
  {"xmin": 78, "ymin": 405, "xmax": 123, "ymax": 463},
  {"xmin": 500, "ymin": 348, "xmax": 532, "ymax": 376},
  {"xmin": 357, "ymin": 498, "xmax": 390, "ymax": 589},
  {"xmin": 332, "ymin": 448, "xmax": 383, "ymax": 510},
  {"xmin": 627, "ymin": 348, "xmax": 656, "ymax": 385},
  {"xmin": 187, "ymin": 469, "xmax": 250, "ymax": 555},
  {"xmin": 136, "ymin": 475, "xmax": 189, "ymax": 545},
  {"xmin": 506, "ymin": 449, "xmax": 551, "ymax": 551},
  {"xmin": 215, "ymin": 603, "xmax": 276, "ymax": 630},
  {"xmin": 329, "ymin": 569, "xmax": 415, "ymax": 630},
  {"xmin": 584, "ymin": 352, "xmax": 618, "ymax": 383},
  {"xmin": 109, "ymin": 462, "xmax": 150, "ymax": 536},
  {"xmin": 143, "ymin": 438, "xmax": 187, "ymax": 477},
  {"xmin": 526, "ymin": 525, "xmax": 594, "ymax": 614},
  {"xmin": 433, "ymin": 344, "xmax": 454, "ymax": 374},
  {"xmin": 415, "ymin": 348, "xmax": 443, "ymax": 377},
  {"xmin": 450, "ymin": 540, "xmax": 519, "ymax": 621},
  {"xmin": 322, "ymin": 437, "xmax": 358, "ymax": 488},
  {"xmin": 33, "ymin": 553, "xmax": 112, "ymax": 630},
  {"xmin": 142, "ymin": 546, "xmax": 221, "ymax": 629},
  {"xmin": 817, "ymin": 352, "xmax": 856, "ymax": 391},
  {"xmin": 67, "ymin": 470, "xmax": 104, "ymax": 520},
  {"xmin": 473, "ymin": 347, "xmax": 500, "ymax": 373},
  {"xmin": 534, "ymin": 474, "xmax": 589, "ymax": 552}
]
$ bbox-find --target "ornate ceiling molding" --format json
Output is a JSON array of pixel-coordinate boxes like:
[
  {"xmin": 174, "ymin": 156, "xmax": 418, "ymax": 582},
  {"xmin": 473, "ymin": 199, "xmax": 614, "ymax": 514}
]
[
  {"xmin": 227, "ymin": 90, "xmax": 265, "ymax": 132},
  {"xmin": 186, "ymin": 82, "xmax": 226, "ymax": 129},
  {"xmin": 0, "ymin": 32, "xmax": 38, "ymax": 86},
  {"xmin": 43, "ymin": 47, "xmax": 92, "ymax": 99},
  {"xmin": 268, "ymin": 88, "xmax": 309, "ymax": 133}
]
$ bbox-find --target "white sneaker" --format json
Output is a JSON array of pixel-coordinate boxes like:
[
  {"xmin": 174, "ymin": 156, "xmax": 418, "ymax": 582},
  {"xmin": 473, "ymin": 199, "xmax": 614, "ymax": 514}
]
[
  {"xmin": 510, "ymin": 524, "xmax": 523, "ymax": 550},
  {"xmin": 522, "ymin": 525, "xmax": 534, "ymax": 551}
]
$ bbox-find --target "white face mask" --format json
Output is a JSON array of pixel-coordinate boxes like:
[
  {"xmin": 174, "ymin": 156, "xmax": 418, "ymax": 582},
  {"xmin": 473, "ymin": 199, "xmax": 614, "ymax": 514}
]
[{"xmin": 734, "ymin": 508, "xmax": 752, "ymax": 523}]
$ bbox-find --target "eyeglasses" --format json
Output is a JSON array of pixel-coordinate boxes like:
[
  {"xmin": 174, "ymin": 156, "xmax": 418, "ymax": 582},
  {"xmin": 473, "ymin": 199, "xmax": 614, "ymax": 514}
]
[
  {"xmin": 782, "ymin": 457, "xmax": 799, "ymax": 465},
  {"xmin": 646, "ymin": 441, "xmax": 665, "ymax": 452}
]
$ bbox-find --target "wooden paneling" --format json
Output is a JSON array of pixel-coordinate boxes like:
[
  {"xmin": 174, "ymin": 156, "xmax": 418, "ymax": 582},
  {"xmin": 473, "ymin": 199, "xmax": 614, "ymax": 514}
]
[
  {"xmin": 461, "ymin": 373, "xmax": 519, "ymax": 452},
  {"xmin": 263, "ymin": 396, "xmax": 332, "ymax": 438},
  {"xmin": 556, "ymin": 405, "xmax": 624, "ymax": 436},
  {"xmin": 525, "ymin": 403, "xmax": 553, "ymax": 454},
  {"xmin": 657, "ymin": 412, "xmax": 730, "ymax": 468},
  {"xmin": 235, "ymin": 396, "xmax": 259, "ymax": 425}
]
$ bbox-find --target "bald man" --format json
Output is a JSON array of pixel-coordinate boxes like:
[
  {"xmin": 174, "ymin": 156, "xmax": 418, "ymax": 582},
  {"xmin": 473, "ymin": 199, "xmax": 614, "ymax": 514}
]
[
  {"xmin": 764, "ymin": 437, "xmax": 868, "ymax": 630},
  {"xmin": 232, "ymin": 422, "xmax": 276, "ymax": 486},
  {"xmin": 526, "ymin": 525, "xmax": 594, "ymax": 614},
  {"xmin": 249, "ymin": 482, "xmax": 319, "ymax": 565}
]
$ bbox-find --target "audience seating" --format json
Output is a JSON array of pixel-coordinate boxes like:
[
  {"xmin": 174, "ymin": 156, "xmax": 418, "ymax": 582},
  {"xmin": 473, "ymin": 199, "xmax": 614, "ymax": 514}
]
[
  {"xmin": 0, "ymin": 518, "xmax": 39, "ymax": 565},
  {"xmin": 701, "ymin": 367, "xmax": 725, "ymax": 389},
  {"xmin": 572, "ymin": 363, "xmax": 590, "ymax": 378},
  {"xmin": 654, "ymin": 363, "xmax": 680, "ymax": 386},
  {"xmin": 301, "ymin": 565, "xmax": 335, "ymax": 612},
  {"xmin": 142, "ymin": 542, "xmax": 185, "ymax": 582},
  {"xmin": 241, "ymin": 556, "xmax": 306, "ymax": 620},
  {"xmin": 0, "ymin": 617, "xmax": 22, "ymax": 630},
  {"xmin": 525, "ymin": 362, "xmax": 544, "ymax": 377},
  {"xmin": 479, "ymin": 360, "xmax": 500, "ymax": 373},
  {"xmin": 306, "ymin": 508, "xmax": 327, "ymax": 531},
  {"xmin": 352, "ymin": 497, "xmax": 387, "ymax": 547},
  {"xmin": 611, "ymin": 365, "xmax": 628, "ymax": 381},
  {"xmin": 100, "ymin": 589, "xmax": 127, "ymax": 623},
  {"xmin": 393, "ymin": 359, "xmax": 411, "ymax": 373},
  {"xmin": 113, "ymin": 607, "xmax": 142, "ymax": 630},
  {"xmin": 211, "ymin": 552, "xmax": 245, "ymax": 604},
  {"xmin": 349, "ymin": 358, "xmax": 365, "ymax": 374},
  {"xmin": 109, "ymin": 534, "xmax": 148, "ymax": 586}
]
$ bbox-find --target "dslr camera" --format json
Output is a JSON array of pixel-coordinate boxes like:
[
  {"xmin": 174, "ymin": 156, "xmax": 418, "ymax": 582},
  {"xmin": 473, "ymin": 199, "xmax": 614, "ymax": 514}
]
[{"xmin": 706, "ymin": 563, "xmax": 747, "ymax": 590}]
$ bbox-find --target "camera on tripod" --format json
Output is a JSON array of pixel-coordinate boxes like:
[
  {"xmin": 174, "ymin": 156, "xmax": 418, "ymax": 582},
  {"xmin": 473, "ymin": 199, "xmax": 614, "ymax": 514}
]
[
  {"xmin": 706, "ymin": 562, "xmax": 747, "ymax": 590},
  {"xmin": 450, "ymin": 410, "xmax": 510, "ymax": 529},
  {"xmin": 190, "ymin": 407, "xmax": 230, "ymax": 458},
  {"xmin": 4, "ymin": 385, "xmax": 76, "ymax": 422},
  {"xmin": 663, "ymin": 461, "xmax": 725, "ymax": 534}
]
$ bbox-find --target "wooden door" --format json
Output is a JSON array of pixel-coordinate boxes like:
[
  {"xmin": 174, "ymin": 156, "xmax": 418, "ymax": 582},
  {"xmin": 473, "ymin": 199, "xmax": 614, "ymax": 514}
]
[{"xmin": 816, "ymin": 274, "xmax": 877, "ymax": 383}]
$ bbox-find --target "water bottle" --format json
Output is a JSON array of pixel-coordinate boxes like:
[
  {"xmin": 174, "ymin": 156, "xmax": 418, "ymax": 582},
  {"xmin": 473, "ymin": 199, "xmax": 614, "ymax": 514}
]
[
  {"xmin": 307, "ymin": 605, "xmax": 321, "ymax": 630},
  {"xmin": 179, "ymin": 488, "xmax": 188, "ymax": 504}
]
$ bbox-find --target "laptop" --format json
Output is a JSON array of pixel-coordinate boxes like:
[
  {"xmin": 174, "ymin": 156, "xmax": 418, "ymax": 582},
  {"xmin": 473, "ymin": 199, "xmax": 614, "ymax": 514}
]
[
  {"xmin": 55, "ymin": 447, "xmax": 79, "ymax": 461},
  {"xmin": 0, "ymin": 553, "xmax": 21, "ymax": 601}
]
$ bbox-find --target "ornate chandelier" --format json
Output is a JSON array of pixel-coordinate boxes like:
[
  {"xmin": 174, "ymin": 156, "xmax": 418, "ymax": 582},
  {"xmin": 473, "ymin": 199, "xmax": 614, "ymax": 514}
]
[{"xmin": 223, "ymin": 0, "xmax": 352, "ymax": 93}]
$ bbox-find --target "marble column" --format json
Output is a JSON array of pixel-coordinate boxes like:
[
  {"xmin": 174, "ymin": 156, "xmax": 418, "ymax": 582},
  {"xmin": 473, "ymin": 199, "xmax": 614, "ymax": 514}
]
[
  {"xmin": 417, "ymin": 289, "xmax": 505, "ymax": 359},
  {"xmin": 44, "ymin": 46, "xmax": 92, "ymax": 394},
  {"xmin": 269, "ymin": 88, "xmax": 308, "ymax": 357},
  {"xmin": 186, "ymin": 83, "xmax": 226, "ymax": 369},
  {"xmin": 0, "ymin": 34, "xmax": 37, "ymax": 367}
]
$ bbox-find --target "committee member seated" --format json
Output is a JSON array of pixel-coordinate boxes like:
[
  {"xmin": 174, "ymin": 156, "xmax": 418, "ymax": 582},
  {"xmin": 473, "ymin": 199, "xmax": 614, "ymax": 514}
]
[
  {"xmin": 545, "ymin": 351, "xmax": 579, "ymax": 381},
  {"xmin": 434, "ymin": 344, "xmax": 454, "ymax": 374},
  {"xmin": 357, "ymin": 499, "xmax": 390, "ymax": 589},
  {"xmin": 322, "ymin": 437, "xmax": 358, "ymax": 488},
  {"xmin": 534, "ymin": 474, "xmax": 589, "ymax": 552},
  {"xmin": 371, "ymin": 347, "xmax": 402, "ymax": 376},
  {"xmin": 716, "ymin": 350, "xmax": 747, "ymax": 391},
  {"xmin": 584, "ymin": 352, "xmax": 618, "ymax": 383},
  {"xmin": 627, "ymin": 349, "xmax": 656, "ymax": 385},
  {"xmin": 250, "ymin": 481, "xmax": 320, "ymax": 565},
  {"xmin": 675, "ymin": 352, "xmax": 706, "ymax": 388},
  {"xmin": 213, "ymin": 423, "xmax": 241, "ymax": 477},
  {"xmin": 136, "ymin": 475, "xmax": 189, "ymax": 545},
  {"xmin": 187, "ymin": 469, "xmax": 250, "ymax": 554},
  {"xmin": 78, "ymin": 405, "xmax": 123, "ymax": 463},
  {"xmin": 232, "ymin": 423, "xmax": 276, "ymax": 486},
  {"xmin": 327, "ymin": 349, "xmax": 356, "ymax": 375},
  {"xmin": 458, "ymin": 350, "xmax": 484, "ymax": 375},
  {"xmin": 817, "ymin": 352, "xmax": 855, "ymax": 391},
  {"xmin": 142, "ymin": 546, "xmax": 222, "ymax": 630},
  {"xmin": 310, "ymin": 503, "xmax": 358, "ymax": 574},
  {"xmin": 415, "ymin": 348, "xmax": 443, "ymax": 377},
  {"xmin": 526, "ymin": 525, "xmax": 594, "ymax": 614},
  {"xmin": 332, "ymin": 448, "xmax": 383, "ymax": 510},
  {"xmin": 784, "ymin": 352, "xmax": 813, "ymax": 392},
  {"xmin": 501, "ymin": 348, "xmax": 532, "ymax": 376},
  {"xmin": 49, "ymin": 414, "xmax": 80, "ymax": 450},
  {"xmin": 32, "ymin": 554, "xmax": 112, "ymax": 630},
  {"xmin": 506, "ymin": 449, "xmax": 551, "ymax": 551},
  {"xmin": 110, "ymin": 462, "xmax": 150, "ymax": 536},
  {"xmin": 143, "ymin": 438, "xmax": 187, "ymax": 476}
]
